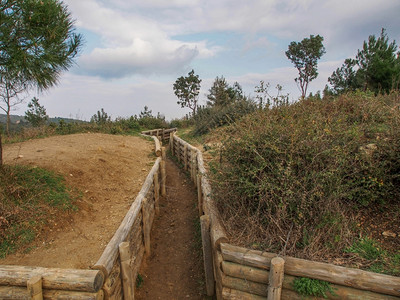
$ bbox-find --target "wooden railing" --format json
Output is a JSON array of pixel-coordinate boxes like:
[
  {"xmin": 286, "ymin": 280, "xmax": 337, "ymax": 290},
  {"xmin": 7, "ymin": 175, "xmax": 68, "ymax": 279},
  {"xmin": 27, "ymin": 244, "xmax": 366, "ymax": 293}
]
[{"xmin": 168, "ymin": 130, "xmax": 400, "ymax": 300}]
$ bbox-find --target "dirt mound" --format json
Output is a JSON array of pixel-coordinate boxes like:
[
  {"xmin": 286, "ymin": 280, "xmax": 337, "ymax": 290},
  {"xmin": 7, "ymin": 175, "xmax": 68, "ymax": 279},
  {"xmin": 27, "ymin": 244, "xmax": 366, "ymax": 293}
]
[{"xmin": 0, "ymin": 133, "xmax": 155, "ymax": 269}]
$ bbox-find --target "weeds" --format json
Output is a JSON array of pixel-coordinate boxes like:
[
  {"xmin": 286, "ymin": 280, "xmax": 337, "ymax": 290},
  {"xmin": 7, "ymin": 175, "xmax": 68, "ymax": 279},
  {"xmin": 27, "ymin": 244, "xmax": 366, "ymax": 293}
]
[{"xmin": 292, "ymin": 277, "xmax": 335, "ymax": 299}]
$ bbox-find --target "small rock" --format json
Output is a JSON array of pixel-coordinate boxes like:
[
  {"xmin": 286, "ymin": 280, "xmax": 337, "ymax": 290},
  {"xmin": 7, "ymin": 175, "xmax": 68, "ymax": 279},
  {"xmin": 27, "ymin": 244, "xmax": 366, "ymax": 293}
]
[{"xmin": 382, "ymin": 231, "xmax": 396, "ymax": 238}]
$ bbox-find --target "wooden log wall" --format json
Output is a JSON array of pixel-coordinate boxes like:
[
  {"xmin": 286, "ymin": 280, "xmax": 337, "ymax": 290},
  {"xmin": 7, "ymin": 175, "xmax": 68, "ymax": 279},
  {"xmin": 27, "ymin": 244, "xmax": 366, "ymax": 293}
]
[
  {"xmin": 0, "ymin": 266, "xmax": 105, "ymax": 299},
  {"xmin": 141, "ymin": 128, "xmax": 177, "ymax": 142},
  {"xmin": 170, "ymin": 133, "xmax": 400, "ymax": 300},
  {"xmin": 0, "ymin": 134, "xmax": 165, "ymax": 300},
  {"xmin": 94, "ymin": 154, "xmax": 163, "ymax": 299}
]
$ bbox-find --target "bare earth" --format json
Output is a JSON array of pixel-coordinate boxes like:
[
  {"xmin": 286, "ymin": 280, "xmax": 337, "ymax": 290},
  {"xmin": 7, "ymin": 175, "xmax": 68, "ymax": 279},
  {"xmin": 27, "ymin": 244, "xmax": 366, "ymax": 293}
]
[{"xmin": 0, "ymin": 133, "xmax": 155, "ymax": 269}]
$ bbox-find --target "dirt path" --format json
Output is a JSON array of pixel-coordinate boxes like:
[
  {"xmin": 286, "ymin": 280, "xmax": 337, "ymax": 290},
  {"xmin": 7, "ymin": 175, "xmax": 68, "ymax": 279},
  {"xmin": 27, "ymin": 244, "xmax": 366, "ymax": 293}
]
[
  {"xmin": 0, "ymin": 133, "xmax": 154, "ymax": 269},
  {"xmin": 136, "ymin": 159, "xmax": 206, "ymax": 300}
]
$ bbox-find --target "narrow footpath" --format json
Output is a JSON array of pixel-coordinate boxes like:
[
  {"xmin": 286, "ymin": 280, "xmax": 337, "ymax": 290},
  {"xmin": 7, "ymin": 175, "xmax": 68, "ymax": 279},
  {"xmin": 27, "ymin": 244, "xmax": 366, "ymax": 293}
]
[{"xmin": 136, "ymin": 158, "xmax": 207, "ymax": 300}]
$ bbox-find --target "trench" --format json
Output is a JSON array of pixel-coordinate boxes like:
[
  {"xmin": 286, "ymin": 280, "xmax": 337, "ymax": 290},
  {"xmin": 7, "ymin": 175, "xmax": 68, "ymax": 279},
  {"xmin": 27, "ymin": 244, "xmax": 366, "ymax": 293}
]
[{"xmin": 135, "ymin": 158, "xmax": 206, "ymax": 299}]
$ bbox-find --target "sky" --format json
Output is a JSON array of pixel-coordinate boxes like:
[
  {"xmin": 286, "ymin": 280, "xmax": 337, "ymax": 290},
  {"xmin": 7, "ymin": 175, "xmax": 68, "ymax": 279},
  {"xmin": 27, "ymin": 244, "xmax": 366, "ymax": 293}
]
[{"xmin": 16, "ymin": 0, "xmax": 400, "ymax": 121}]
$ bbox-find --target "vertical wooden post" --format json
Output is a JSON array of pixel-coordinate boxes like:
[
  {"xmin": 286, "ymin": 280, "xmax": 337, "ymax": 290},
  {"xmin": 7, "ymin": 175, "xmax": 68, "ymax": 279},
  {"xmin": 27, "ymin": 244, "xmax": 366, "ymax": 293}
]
[
  {"xmin": 162, "ymin": 146, "xmax": 166, "ymax": 162},
  {"xmin": 267, "ymin": 257, "xmax": 285, "ymax": 300},
  {"xmin": 177, "ymin": 141, "xmax": 181, "ymax": 163},
  {"xmin": 162, "ymin": 128, "xmax": 165, "ymax": 143},
  {"xmin": 154, "ymin": 173, "xmax": 160, "ymax": 215},
  {"xmin": 119, "ymin": 242, "xmax": 134, "ymax": 300},
  {"xmin": 169, "ymin": 132, "xmax": 174, "ymax": 154},
  {"xmin": 142, "ymin": 198, "xmax": 151, "ymax": 256},
  {"xmin": 200, "ymin": 215, "xmax": 215, "ymax": 296},
  {"xmin": 161, "ymin": 160, "xmax": 166, "ymax": 197},
  {"xmin": 27, "ymin": 275, "xmax": 43, "ymax": 300},
  {"xmin": 184, "ymin": 144, "xmax": 188, "ymax": 171},
  {"xmin": 197, "ymin": 174, "xmax": 203, "ymax": 216}
]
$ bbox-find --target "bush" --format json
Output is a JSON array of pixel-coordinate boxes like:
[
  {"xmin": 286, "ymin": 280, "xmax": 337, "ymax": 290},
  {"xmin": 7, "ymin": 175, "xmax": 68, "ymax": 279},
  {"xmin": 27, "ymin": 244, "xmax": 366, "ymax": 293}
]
[
  {"xmin": 193, "ymin": 99, "xmax": 257, "ymax": 135},
  {"xmin": 211, "ymin": 91, "xmax": 400, "ymax": 259}
]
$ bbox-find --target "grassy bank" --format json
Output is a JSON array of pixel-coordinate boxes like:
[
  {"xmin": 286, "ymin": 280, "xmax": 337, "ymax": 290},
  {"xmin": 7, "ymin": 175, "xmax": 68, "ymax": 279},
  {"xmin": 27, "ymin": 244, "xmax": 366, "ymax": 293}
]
[
  {"xmin": 206, "ymin": 91, "xmax": 400, "ymax": 275},
  {"xmin": 0, "ymin": 165, "xmax": 77, "ymax": 257}
]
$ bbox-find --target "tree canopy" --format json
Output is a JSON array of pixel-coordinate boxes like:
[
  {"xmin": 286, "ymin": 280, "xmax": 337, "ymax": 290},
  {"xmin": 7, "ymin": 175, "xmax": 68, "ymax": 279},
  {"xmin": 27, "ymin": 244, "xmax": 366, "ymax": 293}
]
[
  {"xmin": 207, "ymin": 76, "xmax": 246, "ymax": 107},
  {"xmin": 173, "ymin": 69, "xmax": 201, "ymax": 116},
  {"xmin": 285, "ymin": 35, "xmax": 325, "ymax": 99},
  {"xmin": 328, "ymin": 29, "xmax": 400, "ymax": 94},
  {"xmin": 0, "ymin": 0, "xmax": 82, "ymax": 134}
]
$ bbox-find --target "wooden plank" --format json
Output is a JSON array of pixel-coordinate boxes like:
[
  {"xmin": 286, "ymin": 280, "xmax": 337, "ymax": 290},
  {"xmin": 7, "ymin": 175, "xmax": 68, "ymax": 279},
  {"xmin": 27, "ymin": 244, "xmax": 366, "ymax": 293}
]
[
  {"xmin": 221, "ymin": 243, "xmax": 400, "ymax": 297},
  {"xmin": 0, "ymin": 286, "xmax": 104, "ymax": 300},
  {"xmin": 27, "ymin": 276, "xmax": 43, "ymax": 300},
  {"xmin": 267, "ymin": 257, "xmax": 284, "ymax": 300},
  {"xmin": 119, "ymin": 242, "xmax": 134, "ymax": 300},
  {"xmin": 201, "ymin": 215, "xmax": 215, "ymax": 296},
  {"xmin": 0, "ymin": 266, "xmax": 104, "ymax": 293},
  {"xmin": 94, "ymin": 158, "xmax": 161, "ymax": 277}
]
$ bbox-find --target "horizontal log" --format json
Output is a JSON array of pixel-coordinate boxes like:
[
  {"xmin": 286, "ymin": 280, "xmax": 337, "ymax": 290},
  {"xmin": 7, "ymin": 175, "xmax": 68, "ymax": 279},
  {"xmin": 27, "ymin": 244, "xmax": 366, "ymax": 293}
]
[
  {"xmin": 222, "ymin": 261, "xmax": 399, "ymax": 300},
  {"xmin": 0, "ymin": 266, "xmax": 103, "ymax": 293},
  {"xmin": 141, "ymin": 128, "xmax": 176, "ymax": 136},
  {"xmin": 220, "ymin": 243, "xmax": 400, "ymax": 297},
  {"xmin": 222, "ymin": 274, "xmax": 267, "ymax": 297},
  {"xmin": 222, "ymin": 287, "xmax": 266, "ymax": 300},
  {"xmin": 94, "ymin": 158, "xmax": 161, "ymax": 277},
  {"xmin": 0, "ymin": 285, "xmax": 103, "ymax": 300}
]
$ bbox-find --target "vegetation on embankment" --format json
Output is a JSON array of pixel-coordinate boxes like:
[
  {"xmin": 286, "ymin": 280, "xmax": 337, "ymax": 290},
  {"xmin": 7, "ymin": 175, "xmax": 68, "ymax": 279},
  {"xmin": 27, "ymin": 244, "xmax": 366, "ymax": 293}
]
[
  {"xmin": 205, "ymin": 91, "xmax": 400, "ymax": 275},
  {"xmin": 0, "ymin": 165, "xmax": 77, "ymax": 257}
]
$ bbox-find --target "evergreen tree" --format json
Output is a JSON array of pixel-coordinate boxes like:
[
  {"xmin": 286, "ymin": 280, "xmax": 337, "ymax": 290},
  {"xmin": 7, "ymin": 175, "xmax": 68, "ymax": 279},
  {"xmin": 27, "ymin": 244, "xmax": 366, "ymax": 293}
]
[
  {"xmin": 25, "ymin": 97, "xmax": 48, "ymax": 127},
  {"xmin": 328, "ymin": 29, "xmax": 400, "ymax": 94}
]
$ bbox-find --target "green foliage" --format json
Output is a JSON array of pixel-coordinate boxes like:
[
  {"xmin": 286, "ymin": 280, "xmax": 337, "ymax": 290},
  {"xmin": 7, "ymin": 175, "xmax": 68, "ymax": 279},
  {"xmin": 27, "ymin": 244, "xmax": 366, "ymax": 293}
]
[
  {"xmin": 286, "ymin": 34, "xmax": 325, "ymax": 98},
  {"xmin": 193, "ymin": 99, "xmax": 256, "ymax": 135},
  {"xmin": 292, "ymin": 277, "xmax": 335, "ymax": 298},
  {"xmin": 207, "ymin": 77, "xmax": 246, "ymax": 107},
  {"xmin": 25, "ymin": 97, "xmax": 49, "ymax": 127},
  {"xmin": 136, "ymin": 273, "xmax": 144, "ymax": 288},
  {"xmin": 173, "ymin": 69, "xmax": 201, "ymax": 116},
  {"xmin": 0, "ymin": 165, "xmax": 77, "ymax": 257},
  {"xmin": 346, "ymin": 237, "xmax": 383, "ymax": 260},
  {"xmin": 91, "ymin": 108, "xmax": 111, "ymax": 124},
  {"xmin": 329, "ymin": 28, "xmax": 400, "ymax": 94},
  {"xmin": 211, "ymin": 91, "xmax": 400, "ymax": 259},
  {"xmin": 0, "ymin": 0, "xmax": 83, "ymax": 89},
  {"xmin": 0, "ymin": 0, "xmax": 82, "ymax": 133}
]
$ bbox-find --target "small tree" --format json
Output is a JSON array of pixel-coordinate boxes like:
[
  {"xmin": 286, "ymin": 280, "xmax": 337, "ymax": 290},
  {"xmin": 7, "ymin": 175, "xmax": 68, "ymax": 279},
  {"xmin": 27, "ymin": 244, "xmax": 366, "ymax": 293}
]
[
  {"xmin": 91, "ymin": 108, "xmax": 111, "ymax": 124},
  {"xmin": 286, "ymin": 35, "xmax": 326, "ymax": 99},
  {"xmin": 207, "ymin": 76, "xmax": 246, "ymax": 107},
  {"xmin": 173, "ymin": 69, "xmax": 201, "ymax": 116},
  {"xmin": 25, "ymin": 97, "xmax": 49, "ymax": 127}
]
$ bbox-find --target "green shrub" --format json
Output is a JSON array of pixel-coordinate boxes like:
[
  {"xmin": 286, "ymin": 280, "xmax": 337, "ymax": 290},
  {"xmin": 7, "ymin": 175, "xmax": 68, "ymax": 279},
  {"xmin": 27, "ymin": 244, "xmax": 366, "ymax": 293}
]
[
  {"xmin": 194, "ymin": 99, "xmax": 257, "ymax": 135},
  {"xmin": 292, "ymin": 277, "xmax": 335, "ymax": 298},
  {"xmin": 211, "ymin": 91, "xmax": 400, "ymax": 259}
]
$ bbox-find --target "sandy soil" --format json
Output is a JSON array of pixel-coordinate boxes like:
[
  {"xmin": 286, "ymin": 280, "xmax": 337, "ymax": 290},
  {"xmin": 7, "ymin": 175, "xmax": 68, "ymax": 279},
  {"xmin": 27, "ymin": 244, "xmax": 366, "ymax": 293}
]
[{"xmin": 0, "ymin": 133, "xmax": 155, "ymax": 269}]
